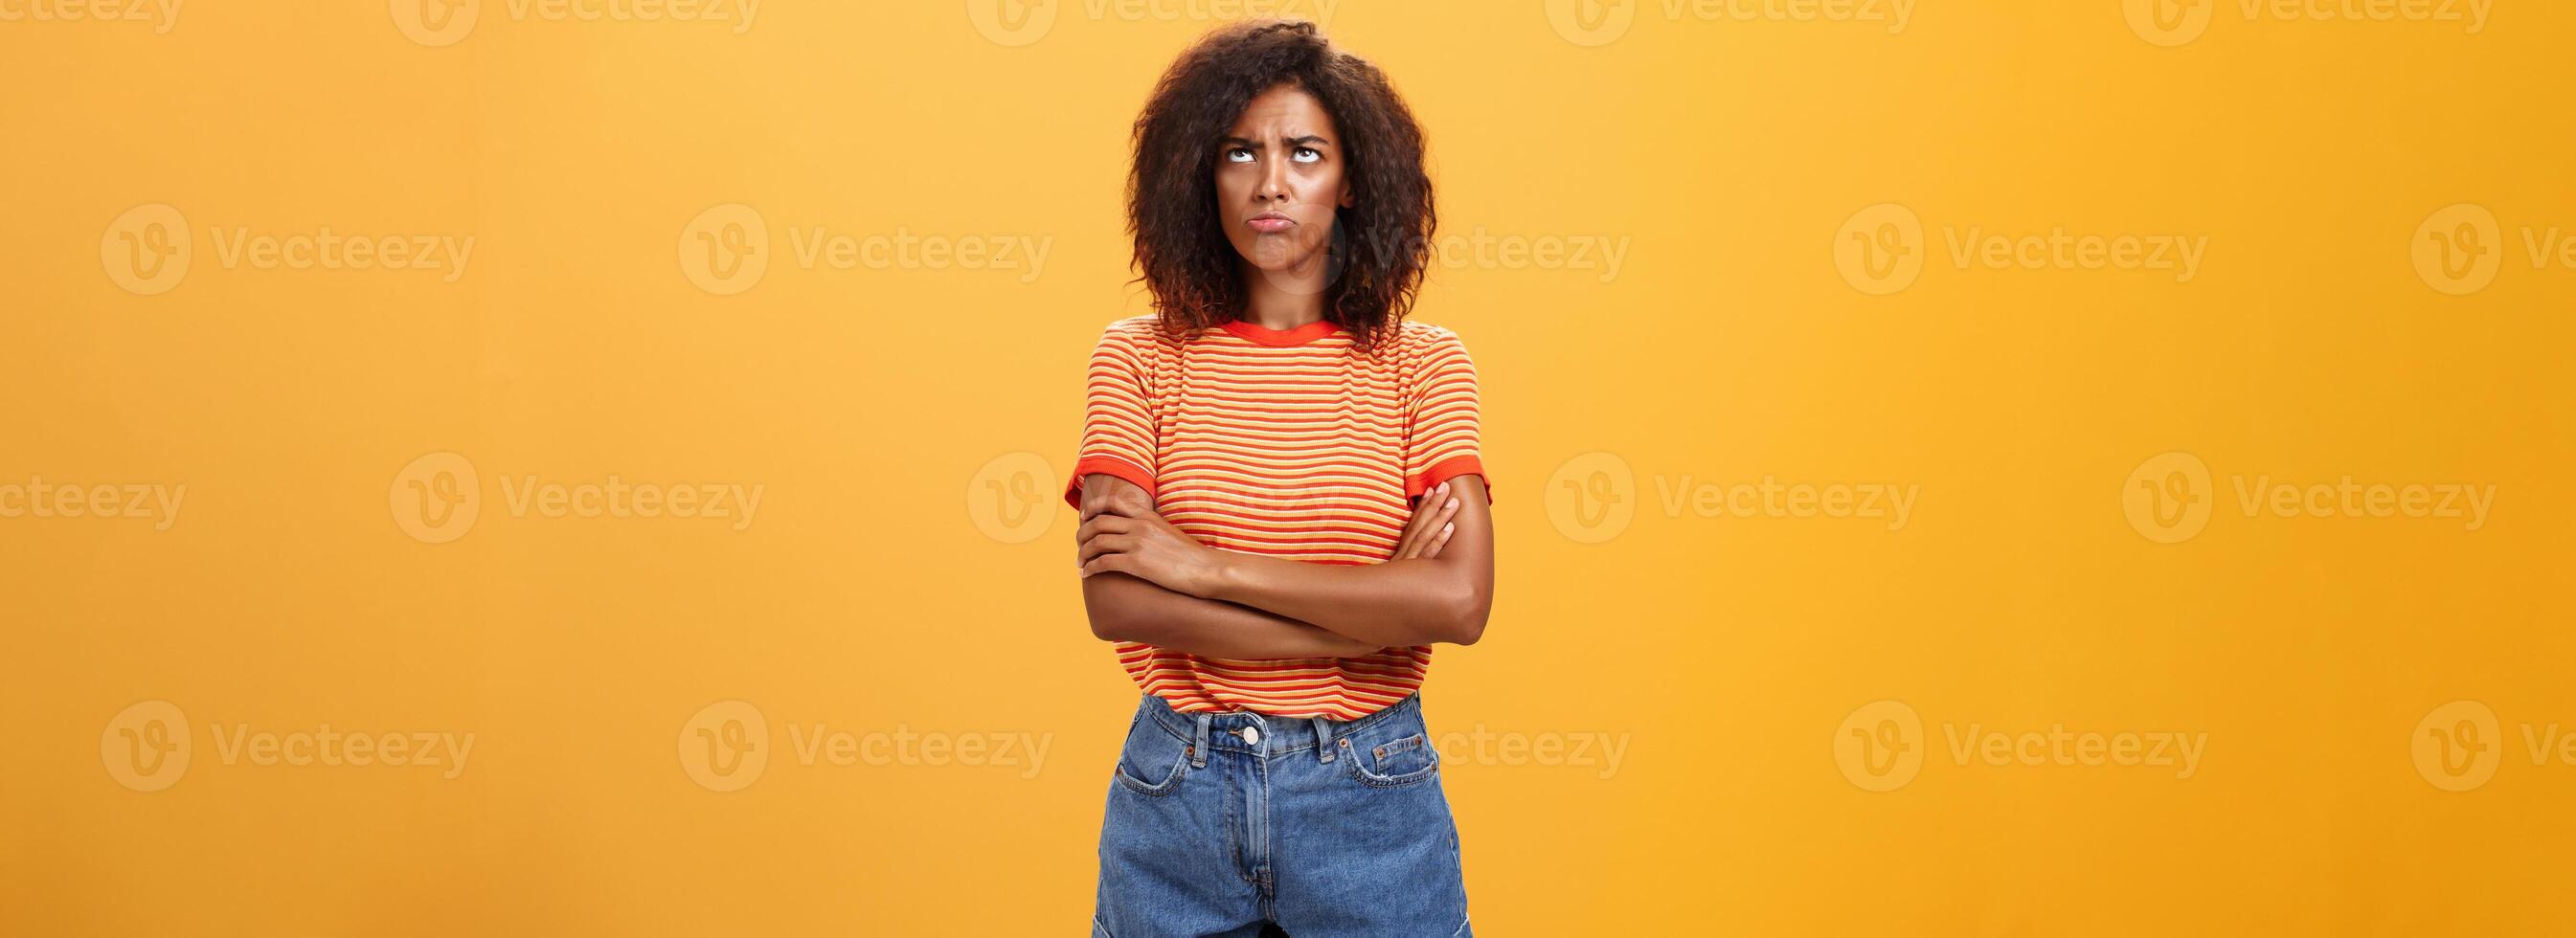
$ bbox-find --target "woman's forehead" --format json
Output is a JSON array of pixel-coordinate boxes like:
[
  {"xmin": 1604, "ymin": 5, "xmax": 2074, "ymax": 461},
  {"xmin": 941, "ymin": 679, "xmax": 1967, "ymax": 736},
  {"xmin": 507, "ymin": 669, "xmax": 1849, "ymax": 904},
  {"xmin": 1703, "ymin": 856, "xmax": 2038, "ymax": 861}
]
[{"xmin": 1230, "ymin": 86, "xmax": 1337, "ymax": 139}]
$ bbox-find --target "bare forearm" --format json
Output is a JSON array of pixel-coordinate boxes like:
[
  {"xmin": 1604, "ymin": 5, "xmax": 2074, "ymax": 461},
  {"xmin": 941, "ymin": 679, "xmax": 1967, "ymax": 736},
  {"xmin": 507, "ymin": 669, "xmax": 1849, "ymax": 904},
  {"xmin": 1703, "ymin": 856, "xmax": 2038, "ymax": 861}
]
[
  {"xmin": 1204, "ymin": 552, "xmax": 1489, "ymax": 648},
  {"xmin": 1084, "ymin": 571, "xmax": 1382, "ymax": 659},
  {"xmin": 1073, "ymin": 470, "xmax": 1489, "ymax": 653},
  {"xmin": 1196, "ymin": 474, "xmax": 1494, "ymax": 646}
]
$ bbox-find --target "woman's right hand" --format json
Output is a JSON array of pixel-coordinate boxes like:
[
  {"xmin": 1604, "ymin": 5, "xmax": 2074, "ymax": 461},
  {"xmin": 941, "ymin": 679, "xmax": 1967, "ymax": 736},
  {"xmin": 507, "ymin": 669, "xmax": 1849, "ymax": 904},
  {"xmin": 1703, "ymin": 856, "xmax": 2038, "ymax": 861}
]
[{"xmin": 1390, "ymin": 480, "xmax": 1464, "ymax": 561}]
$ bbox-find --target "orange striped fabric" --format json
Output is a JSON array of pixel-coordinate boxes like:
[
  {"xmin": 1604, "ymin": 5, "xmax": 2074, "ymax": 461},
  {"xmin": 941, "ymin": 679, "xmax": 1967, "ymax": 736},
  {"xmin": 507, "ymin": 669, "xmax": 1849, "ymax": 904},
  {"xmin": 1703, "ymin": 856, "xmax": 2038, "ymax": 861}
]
[{"xmin": 1067, "ymin": 315, "xmax": 1486, "ymax": 720}]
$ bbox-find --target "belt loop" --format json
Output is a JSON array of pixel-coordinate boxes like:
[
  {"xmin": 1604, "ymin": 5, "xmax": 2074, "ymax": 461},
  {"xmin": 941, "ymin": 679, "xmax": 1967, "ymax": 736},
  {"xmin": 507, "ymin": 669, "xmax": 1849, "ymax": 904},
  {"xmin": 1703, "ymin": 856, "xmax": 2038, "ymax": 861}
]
[
  {"xmin": 1191, "ymin": 713, "xmax": 1211, "ymax": 769},
  {"xmin": 1311, "ymin": 716, "xmax": 1336, "ymax": 763}
]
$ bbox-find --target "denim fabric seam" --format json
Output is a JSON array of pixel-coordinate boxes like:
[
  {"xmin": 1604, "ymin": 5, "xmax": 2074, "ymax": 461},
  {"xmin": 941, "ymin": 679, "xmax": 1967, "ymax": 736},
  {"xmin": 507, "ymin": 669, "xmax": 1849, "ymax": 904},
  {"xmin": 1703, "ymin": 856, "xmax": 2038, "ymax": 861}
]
[{"xmin": 1342, "ymin": 731, "xmax": 1442, "ymax": 788}]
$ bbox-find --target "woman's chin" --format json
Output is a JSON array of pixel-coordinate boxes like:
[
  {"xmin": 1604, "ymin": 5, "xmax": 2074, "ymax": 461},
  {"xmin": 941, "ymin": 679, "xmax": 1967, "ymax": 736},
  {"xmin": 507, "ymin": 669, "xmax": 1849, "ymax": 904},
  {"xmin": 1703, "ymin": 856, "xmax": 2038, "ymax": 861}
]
[{"xmin": 1242, "ymin": 242, "xmax": 1330, "ymax": 270}]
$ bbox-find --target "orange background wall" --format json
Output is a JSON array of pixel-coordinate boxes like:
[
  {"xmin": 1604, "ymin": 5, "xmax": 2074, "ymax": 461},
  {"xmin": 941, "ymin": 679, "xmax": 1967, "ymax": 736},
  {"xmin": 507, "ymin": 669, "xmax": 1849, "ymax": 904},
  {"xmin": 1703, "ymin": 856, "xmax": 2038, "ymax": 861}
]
[{"xmin": 5, "ymin": 1, "xmax": 2571, "ymax": 934}]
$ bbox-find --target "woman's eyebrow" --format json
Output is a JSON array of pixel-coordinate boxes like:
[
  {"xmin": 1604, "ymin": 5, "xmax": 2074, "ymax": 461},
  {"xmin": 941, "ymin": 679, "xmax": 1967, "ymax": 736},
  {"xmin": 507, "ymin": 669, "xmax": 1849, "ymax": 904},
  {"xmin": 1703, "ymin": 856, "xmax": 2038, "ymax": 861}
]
[{"xmin": 1220, "ymin": 134, "xmax": 1333, "ymax": 148}]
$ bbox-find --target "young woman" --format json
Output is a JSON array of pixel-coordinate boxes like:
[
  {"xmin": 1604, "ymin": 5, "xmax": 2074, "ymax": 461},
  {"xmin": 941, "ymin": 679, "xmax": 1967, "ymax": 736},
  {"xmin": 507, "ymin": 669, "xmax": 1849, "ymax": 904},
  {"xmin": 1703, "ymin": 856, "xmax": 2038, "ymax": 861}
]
[{"xmin": 1068, "ymin": 18, "xmax": 1494, "ymax": 938}]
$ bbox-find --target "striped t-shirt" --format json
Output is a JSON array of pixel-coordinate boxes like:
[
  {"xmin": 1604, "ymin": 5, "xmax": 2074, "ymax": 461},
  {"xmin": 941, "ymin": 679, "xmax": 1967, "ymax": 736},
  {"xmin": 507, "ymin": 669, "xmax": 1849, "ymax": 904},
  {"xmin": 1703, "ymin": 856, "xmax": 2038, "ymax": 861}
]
[{"xmin": 1067, "ymin": 315, "xmax": 1486, "ymax": 720}]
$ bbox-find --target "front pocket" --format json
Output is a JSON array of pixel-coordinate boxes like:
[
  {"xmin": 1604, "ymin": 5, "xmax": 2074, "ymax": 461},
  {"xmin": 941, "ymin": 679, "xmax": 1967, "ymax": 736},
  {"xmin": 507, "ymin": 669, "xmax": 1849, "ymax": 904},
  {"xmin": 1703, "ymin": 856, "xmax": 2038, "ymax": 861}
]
[
  {"xmin": 1342, "ymin": 730, "xmax": 1440, "ymax": 788},
  {"xmin": 1112, "ymin": 717, "xmax": 1191, "ymax": 796}
]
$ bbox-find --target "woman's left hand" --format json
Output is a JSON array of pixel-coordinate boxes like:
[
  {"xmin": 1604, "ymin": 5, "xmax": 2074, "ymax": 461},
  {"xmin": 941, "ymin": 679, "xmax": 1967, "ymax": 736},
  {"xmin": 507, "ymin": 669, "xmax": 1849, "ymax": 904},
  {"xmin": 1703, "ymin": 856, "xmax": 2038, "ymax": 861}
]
[{"xmin": 1077, "ymin": 499, "xmax": 1228, "ymax": 597}]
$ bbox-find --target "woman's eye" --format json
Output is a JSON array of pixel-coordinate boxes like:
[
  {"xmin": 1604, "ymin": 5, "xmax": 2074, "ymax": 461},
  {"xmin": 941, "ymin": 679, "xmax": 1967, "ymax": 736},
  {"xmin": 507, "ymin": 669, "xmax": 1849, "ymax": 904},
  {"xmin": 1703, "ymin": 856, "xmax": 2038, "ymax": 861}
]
[
  {"xmin": 1292, "ymin": 147, "xmax": 1321, "ymax": 163},
  {"xmin": 1224, "ymin": 147, "xmax": 1254, "ymax": 163}
]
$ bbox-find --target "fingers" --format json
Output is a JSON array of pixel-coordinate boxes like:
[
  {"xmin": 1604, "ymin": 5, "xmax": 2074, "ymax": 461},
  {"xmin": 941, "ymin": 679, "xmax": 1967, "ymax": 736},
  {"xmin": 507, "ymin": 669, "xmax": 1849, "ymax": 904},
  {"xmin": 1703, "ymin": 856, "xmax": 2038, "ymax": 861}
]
[
  {"xmin": 1392, "ymin": 509, "xmax": 1428, "ymax": 560},
  {"xmin": 1081, "ymin": 488, "xmax": 1154, "ymax": 524},
  {"xmin": 1078, "ymin": 532, "xmax": 1138, "ymax": 565},
  {"xmin": 1073, "ymin": 500, "xmax": 1149, "ymax": 569},
  {"xmin": 1078, "ymin": 552, "xmax": 1134, "ymax": 578},
  {"xmin": 1074, "ymin": 513, "xmax": 1136, "ymax": 544},
  {"xmin": 1403, "ymin": 483, "xmax": 1463, "ymax": 560},
  {"xmin": 1076, "ymin": 512, "xmax": 1137, "ymax": 569},
  {"xmin": 1422, "ymin": 520, "xmax": 1456, "ymax": 559},
  {"xmin": 1392, "ymin": 480, "xmax": 1452, "ymax": 559},
  {"xmin": 1422, "ymin": 488, "xmax": 1462, "ymax": 531}
]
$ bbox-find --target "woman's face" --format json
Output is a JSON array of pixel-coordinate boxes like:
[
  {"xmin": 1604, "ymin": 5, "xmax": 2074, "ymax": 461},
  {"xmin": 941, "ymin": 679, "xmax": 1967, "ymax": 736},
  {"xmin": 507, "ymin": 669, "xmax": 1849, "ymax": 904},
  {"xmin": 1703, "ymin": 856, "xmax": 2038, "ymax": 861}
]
[{"xmin": 1215, "ymin": 82, "xmax": 1354, "ymax": 278}]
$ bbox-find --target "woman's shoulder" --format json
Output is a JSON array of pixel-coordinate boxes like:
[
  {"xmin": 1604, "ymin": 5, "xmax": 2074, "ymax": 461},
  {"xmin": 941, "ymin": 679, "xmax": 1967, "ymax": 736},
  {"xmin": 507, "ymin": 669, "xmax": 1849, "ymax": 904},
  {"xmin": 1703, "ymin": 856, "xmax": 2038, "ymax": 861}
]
[
  {"xmin": 1096, "ymin": 314, "xmax": 1161, "ymax": 340},
  {"xmin": 1390, "ymin": 319, "xmax": 1472, "ymax": 358},
  {"xmin": 1091, "ymin": 315, "xmax": 1180, "ymax": 354},
  {"xmin": 1101, "ymin": 314, "xmax": 1160, "ymax": 333}
]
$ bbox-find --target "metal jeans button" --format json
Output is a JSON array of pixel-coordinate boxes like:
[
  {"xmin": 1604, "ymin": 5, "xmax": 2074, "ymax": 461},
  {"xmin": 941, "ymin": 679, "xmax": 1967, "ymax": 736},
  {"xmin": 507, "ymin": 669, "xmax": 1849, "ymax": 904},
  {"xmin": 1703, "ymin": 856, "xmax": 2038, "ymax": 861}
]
[{"xmin": 1239, "ymin": 726, "xmax": 1260, "ymax": 746}]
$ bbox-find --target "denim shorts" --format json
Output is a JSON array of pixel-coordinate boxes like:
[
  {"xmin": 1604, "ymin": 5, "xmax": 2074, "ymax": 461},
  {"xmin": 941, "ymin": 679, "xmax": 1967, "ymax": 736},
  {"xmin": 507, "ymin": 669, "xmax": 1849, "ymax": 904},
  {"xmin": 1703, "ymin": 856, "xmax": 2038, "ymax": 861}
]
[{"xmin": 1093, "ymin": 693, "xmax": 1472, "ymax": 937}]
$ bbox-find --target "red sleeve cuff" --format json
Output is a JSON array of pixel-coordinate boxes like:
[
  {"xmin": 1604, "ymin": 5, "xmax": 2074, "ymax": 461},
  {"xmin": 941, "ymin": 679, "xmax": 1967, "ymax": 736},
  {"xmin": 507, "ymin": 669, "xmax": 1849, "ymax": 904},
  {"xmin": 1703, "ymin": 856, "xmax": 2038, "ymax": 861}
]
[
  {"xmin": 1064, "ymin": 456, "xmax": 1157, "ymax": 508},
  {"xmin": 1407, "ymin": 456, "xmax": 1491, "ymax": 504}
]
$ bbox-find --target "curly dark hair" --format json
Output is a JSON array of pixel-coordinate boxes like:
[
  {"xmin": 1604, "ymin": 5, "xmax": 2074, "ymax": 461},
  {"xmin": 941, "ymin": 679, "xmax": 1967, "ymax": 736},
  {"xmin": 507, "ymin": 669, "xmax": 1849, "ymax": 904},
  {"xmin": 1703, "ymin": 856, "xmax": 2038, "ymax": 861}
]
[{"xmin": 1126, "ymin": 18, "xmax": 1435, "ymax": 352}]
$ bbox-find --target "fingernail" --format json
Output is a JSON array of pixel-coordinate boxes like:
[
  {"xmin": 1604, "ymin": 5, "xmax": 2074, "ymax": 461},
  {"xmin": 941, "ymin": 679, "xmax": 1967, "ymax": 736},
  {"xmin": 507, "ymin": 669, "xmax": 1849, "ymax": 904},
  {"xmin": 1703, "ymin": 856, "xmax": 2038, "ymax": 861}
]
[
  {"xmin": 1447, "ymin": 498, "xmax": 1459, "ymax": 509},
  {"xmin": 1442, "ymin": 522, "xmax": 1454, "ymax": 533}
]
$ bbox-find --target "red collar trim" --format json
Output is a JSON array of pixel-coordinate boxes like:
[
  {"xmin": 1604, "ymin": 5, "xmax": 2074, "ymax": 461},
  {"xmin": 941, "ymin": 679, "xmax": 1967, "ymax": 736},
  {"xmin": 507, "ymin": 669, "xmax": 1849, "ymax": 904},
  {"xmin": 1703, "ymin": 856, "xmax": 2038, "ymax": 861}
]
[{"xmin": 1219, "ymin": 319, "xmax": 1344, "ymax": 346}]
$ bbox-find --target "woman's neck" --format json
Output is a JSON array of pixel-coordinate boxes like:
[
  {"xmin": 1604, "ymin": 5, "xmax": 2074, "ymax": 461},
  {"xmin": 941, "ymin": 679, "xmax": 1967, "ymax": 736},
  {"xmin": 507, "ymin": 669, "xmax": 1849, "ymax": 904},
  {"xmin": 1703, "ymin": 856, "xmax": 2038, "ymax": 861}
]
[{"xmin": 1236, "ymin": 257, "xmax": 1332, "ymax": 329}]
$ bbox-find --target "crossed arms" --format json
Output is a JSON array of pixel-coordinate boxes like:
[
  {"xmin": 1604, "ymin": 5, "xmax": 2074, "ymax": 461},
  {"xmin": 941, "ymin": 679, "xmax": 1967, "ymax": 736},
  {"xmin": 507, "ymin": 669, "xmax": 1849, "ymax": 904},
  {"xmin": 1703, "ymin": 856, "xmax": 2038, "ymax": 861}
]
[{"xmin": 1074, "ymin": 473, "xmax": 1494, "ymax": 660}]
